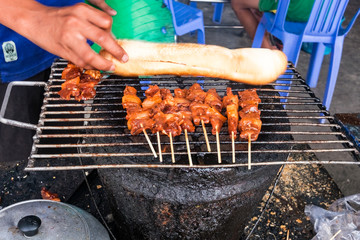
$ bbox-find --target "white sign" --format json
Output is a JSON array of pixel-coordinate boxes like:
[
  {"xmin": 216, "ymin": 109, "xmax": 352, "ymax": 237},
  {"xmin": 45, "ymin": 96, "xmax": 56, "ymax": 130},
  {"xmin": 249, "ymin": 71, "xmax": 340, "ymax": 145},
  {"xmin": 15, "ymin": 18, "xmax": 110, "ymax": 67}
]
[{"xmin": 2, "ymin": 41, "xmax": 18, "ymax": 62}]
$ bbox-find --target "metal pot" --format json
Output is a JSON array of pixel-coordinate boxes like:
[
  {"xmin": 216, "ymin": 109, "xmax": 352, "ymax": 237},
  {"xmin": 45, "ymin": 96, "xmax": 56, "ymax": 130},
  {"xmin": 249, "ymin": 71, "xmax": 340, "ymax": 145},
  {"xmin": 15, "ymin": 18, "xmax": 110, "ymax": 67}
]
[{"xmin": 0, "ymin": 199, "xmax": 110, "ymax": 240}]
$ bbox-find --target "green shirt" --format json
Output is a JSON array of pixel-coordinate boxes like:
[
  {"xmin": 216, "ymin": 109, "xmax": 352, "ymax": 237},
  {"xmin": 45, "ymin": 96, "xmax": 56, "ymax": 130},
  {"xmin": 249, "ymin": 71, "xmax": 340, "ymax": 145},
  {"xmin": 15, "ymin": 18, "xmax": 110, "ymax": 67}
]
[{"xmin": 259, "ymin": 0, "xmax": 315, "ymax": 22}]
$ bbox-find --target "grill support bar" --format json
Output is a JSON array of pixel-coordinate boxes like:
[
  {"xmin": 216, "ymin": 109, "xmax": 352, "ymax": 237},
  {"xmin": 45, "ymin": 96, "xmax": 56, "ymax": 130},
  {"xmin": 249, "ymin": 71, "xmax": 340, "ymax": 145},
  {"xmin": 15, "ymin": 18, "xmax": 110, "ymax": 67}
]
[
  {"xmin": 0, "ymin": 81, "xmax": 45, "ymax": 130},
  {"xmin": 25, "ymin": 160, "xmax": 360, "ymax": 171}
]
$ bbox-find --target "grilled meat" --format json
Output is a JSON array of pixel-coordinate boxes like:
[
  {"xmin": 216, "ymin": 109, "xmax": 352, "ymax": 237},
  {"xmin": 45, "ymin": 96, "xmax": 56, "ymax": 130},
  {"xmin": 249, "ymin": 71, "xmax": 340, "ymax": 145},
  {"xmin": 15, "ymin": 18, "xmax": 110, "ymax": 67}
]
[
  {"xmin": 223, "ymin": 87, "xmax": 239, "ymax": 139},
  {"xmin": 58, "ymin": 62, "xmax": 102, "ymax": 101},
  {"xmin": 238, "ymin": 89, "xmax": 262, "ymax": 141}
]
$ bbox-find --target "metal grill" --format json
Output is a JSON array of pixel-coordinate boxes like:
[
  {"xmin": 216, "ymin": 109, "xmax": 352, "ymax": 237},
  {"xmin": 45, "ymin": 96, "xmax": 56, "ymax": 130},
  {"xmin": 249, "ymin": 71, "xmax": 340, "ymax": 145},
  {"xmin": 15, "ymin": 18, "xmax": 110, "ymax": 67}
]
[{"xmin": 21, "ymin": 59, "xmax": 360, "ymax": 171}]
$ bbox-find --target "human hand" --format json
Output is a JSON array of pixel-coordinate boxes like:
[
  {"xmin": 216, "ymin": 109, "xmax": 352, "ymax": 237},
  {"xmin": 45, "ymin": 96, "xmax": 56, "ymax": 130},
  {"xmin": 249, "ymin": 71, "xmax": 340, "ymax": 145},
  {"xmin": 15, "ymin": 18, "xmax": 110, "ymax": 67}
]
[{"xmin": 22, "ymin": 3, "xmax": 128, "ymax": 71}]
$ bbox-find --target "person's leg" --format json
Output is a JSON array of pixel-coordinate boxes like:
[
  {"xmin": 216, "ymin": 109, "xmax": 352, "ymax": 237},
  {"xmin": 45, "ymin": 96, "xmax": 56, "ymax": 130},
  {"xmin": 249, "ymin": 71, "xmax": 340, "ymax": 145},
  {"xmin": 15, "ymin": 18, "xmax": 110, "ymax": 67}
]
[{"xmin": 231, "ymin": 0, "xmax": 274, "ymax": 49}]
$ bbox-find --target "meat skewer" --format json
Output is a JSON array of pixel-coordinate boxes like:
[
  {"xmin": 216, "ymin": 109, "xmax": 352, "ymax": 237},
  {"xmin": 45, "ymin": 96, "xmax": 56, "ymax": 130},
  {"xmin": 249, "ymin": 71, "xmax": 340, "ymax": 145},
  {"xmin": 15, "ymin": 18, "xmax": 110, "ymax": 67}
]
[
  {"xmin": 122, "ymin": 86, "xmax": 157, "ymax": 158},
  {"xmin": 204, "ymin": 88, "xmax": 226, "ymax": 163},
  {"xmin": 143, "ymin": 85, "xmax": 184, "ymax": 161},
  {"xmin": 159, "ymin": 88, "xmax": 181, "ymax": 163},
  {"xmin": 206, "ymin": 105, "xmax": 227, "ymax": 163},
  {"xmin": 187, "ymin": 83, "xmax": 211, "ymax": 152},
  {"xmin": 174, "ymin": 88, "xmax": 194, "ymax": 166},
  {"xmin": 238, "ymin": 89, "xmax": 262, "ymax": 169},
  {"xmin": 223, "ymin": 87, "xmax": 239, "ymax": 163},
  {"xmin": 143, "ymin": 85, "xmax": 164, "ymax": 161},
  {"xmin": 175, "ymin": 85, "xmax": 225, "ymax": 164},
  {"xmin": 187, "ymin": 84, "xmax": 227, "ymax": 162},
  {"xmin": 238, "ymin": 89, "xmax": 261, "ymax": 141},
  {"xmin": 143, "ymin": 87, "xmax": 191, "ymax": 164},
  {"xmin": 151, "ymin": 111, "xmax": 172, "ymax": 162},
  {"xmin": 134, "ymin": 86, "xmax": 193, "ymax": 164},
  {"xmin": 161, "ymin": 88, "xmax": 194, "ymax": 165}
]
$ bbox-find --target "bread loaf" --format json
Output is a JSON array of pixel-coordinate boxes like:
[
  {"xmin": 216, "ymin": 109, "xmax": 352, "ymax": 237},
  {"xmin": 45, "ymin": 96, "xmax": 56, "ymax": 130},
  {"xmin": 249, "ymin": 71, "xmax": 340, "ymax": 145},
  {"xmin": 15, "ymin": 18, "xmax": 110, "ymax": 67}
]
[{"xmin": 100, "ymin": 40, "xmax": 288, "ymax": 85}]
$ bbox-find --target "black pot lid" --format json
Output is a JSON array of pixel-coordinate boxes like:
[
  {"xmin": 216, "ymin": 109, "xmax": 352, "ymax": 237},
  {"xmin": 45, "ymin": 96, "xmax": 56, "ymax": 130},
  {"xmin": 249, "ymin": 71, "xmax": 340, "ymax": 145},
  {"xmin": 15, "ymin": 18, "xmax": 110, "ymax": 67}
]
[{"xmin": 0, "ymin": 199, "xmax": 104, "ymax": 239}]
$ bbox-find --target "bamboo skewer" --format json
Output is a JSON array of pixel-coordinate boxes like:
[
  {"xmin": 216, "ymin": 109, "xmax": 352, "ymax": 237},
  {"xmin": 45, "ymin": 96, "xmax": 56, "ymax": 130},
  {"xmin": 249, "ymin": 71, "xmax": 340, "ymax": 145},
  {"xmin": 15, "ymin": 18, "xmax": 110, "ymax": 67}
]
[
  {"xmin": 329, "ymin": 230, "xmax": 341, "ymax": 240},
  {"xmin": 156, "ymin": 131, "xmax": 163, "ymax": 162},
  {"xmin": 184, "ymin": 129, "xmax": 193, "ymax": 166},
  {"xmin": 248, "ymin": 134, "xmax": 251, "ymax": 170},
  {"xmin": 140, "ymin": 124, "xmax": 157, "ymax": 158},
  {"xmin": 216, "ymin": 127, "xmax": 222, "ymax": 164},
  {"xmin": 169, "ymin": 132, "xmax": 175, "ymax": 163},
  {"xmin": 232, "ymin": 131, "xmax": 235, "ymax": 163},
  {"xmin": 286, "ymin": 230, "xmax": 290, "ymax": 240},
  {"xmin": 201, "ymin": 119, "xmax": 211, "ymax": 152}
]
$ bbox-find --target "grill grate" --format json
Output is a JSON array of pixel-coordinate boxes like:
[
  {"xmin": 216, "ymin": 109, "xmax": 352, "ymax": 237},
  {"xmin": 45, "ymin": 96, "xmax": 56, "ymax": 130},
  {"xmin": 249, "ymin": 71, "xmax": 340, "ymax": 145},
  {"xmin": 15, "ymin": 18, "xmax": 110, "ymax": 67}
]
[{"xmin": 26, "ymin": 59, "xmax": 360, "ymax": 171}]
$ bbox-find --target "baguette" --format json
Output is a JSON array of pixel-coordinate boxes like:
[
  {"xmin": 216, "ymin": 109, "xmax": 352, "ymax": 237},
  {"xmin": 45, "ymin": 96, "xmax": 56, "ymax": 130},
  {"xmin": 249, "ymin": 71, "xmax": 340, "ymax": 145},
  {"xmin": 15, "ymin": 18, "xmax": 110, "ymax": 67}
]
[{"xmin": 100, "ymin": 40, "xmax": 287, "ymax": 85}]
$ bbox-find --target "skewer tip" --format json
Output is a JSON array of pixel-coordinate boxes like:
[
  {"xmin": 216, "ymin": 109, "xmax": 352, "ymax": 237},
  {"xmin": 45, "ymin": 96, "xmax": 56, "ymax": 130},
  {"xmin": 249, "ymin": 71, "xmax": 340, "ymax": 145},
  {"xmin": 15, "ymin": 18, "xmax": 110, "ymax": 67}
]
[
  {"xmin": 156, "ymin": 131, "xmax": 163, "ymax": 163},
  {"xmin": 141, "ymin": 124, "xmax": 158, "ymax": 158},
  {"xmin": 216, "ymin": 130, "xmax": 221, "ymax": 164},
  {"xmin": 169, "ymin": 132, "xmax": 175, "ymax": 164},
  {"xmin": 184, "ymin": 129, "xmax": 193, "ymax": 166},
  {"xmin": 201, "ymin": 120, "xmax": 211, "ymax": 152},
  {"xmin": 232, "ymin": 131, "xmax": 235, "ymax": 163},
  {"xmin": 248, "ymin": 134, "xmax": 251, "ymax": 170}
]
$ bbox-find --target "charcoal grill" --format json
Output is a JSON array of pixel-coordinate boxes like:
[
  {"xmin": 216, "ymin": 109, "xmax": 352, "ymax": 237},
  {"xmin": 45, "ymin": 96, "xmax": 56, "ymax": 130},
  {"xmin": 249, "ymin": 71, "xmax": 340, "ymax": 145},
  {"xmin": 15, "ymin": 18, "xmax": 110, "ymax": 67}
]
[{"xmin": 1, "ymin": 58, "xmax": 359, "ymax": 171}]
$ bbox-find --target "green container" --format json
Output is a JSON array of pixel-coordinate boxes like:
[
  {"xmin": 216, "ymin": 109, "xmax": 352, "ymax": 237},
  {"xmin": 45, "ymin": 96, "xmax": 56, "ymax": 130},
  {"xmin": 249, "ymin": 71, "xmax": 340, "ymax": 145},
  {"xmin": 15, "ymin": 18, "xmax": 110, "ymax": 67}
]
[{"xmin": 86, "ymin": 0, "xmax": 175, "ymax": 53}]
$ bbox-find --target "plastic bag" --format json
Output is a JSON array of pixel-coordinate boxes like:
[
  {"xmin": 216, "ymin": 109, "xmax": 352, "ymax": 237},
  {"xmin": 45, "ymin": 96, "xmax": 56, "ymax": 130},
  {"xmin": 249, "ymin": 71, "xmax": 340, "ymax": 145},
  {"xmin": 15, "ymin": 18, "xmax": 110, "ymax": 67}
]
[{"xmin": 305, "ymin": 193, "xmax": 360, "ymax": 240}]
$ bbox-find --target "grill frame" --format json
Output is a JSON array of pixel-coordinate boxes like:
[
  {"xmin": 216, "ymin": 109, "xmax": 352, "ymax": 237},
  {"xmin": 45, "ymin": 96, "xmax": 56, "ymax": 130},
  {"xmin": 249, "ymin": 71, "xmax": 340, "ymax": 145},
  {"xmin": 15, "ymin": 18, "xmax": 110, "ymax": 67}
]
[{"xmin": 21, "ymin": 59, "xmax": 360, "ymax": 171}]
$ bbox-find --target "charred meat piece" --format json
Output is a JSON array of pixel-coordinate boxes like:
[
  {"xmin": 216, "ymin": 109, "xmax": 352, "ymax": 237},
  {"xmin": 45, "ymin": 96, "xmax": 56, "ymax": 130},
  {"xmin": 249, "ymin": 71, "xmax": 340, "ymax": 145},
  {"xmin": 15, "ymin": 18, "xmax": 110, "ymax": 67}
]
[
  {"xmin": 174, "ymin": 88, "xmax": 189, "ymax": 98},
  {"xmin": 186, "ymin": 83, "xmax": 207, "ymax": 103},
  {"xmin": 237, "ymin": 89, "xmax": 262, "ymax": 141},
  {"xmin": 127, "ymin": 110, "xmax": 154, "ymax": 135},
  {"xmin": 58, "ymin": 62, "xmax": 102, "ymax": 101},
  {"xmin": 238, "ymin": 89, "xmax": 261, "ymax": 108},
  {"xmin": 190, "ymin": 102, "xmax": 211, "ymax": 125},
  {"xmin": 223, "ymin": 87, "xmax": 239, "ymax": 139},
  {"xmin": 205, "ymin": 88, "xmax": 223, "ymax": 112},
  {"xmin": 58, "ymin": 76, "xmax": 81, "ymax": 100},
  {"xmin": 142, "ymin": 85, "xmax": 162, "ymax": 110},
  {"xmin": 122, "ymin": 86, "xmax": 142, "ymax": 110},
  {"xmin": 239, "ymin": 117, "xmax": 262, "ymax": 141},
  {"xmin": 206, "ymin": 106, "xmax": 227, "ymax": 135}
]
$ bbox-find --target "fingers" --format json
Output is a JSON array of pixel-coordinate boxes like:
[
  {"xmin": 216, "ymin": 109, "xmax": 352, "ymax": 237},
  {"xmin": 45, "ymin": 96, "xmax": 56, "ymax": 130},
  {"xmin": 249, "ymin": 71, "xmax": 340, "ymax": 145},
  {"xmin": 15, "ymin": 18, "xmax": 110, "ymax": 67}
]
[
  {"xmin": 87, "ymin": 0, "xmax": 117, "ymax": 16},
  {"xmin": 86, "ymin": 29, "xmax": 128, "ymax": 64},
  {"xmin": 65, "ymin": 31, "xmax": 114, "ymax": 71},
  {"xmin": 56, "ymin": 3, "xmax": 128, "ymax": 71},
  {"xmin": 73, "ymin": 3, "xmax": 113, "ymax": 30},
  {"xmin": 73, "ymin": 3, "xmax": 128, "ymax": 65}
]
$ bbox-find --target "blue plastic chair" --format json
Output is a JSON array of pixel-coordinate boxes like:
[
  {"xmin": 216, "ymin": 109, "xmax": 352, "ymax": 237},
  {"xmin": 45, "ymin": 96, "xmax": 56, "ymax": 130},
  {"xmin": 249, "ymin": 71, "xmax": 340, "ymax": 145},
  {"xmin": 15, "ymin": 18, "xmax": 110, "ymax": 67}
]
[
  {"xmin": 252, "ymin": 0, "xmax": 360, "ymax": 110},
  {"xmin": 189, "ymin": 2, "xmax": 225, "ymax": 24},
  {"xmin": 164, "ymin": 0, "xmax": 205, "ymax": 44},
  {"xmin": 213, "ymin": 3, "xmax": 224, "ymax": 23}
]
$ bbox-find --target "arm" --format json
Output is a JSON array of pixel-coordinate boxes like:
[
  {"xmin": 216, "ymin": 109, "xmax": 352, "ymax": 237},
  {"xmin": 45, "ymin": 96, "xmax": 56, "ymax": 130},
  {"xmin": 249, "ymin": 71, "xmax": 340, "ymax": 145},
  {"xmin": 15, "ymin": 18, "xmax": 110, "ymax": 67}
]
[{"xmin": 0, "ymin": 0, "xmax": 128, "ymax": 71}]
